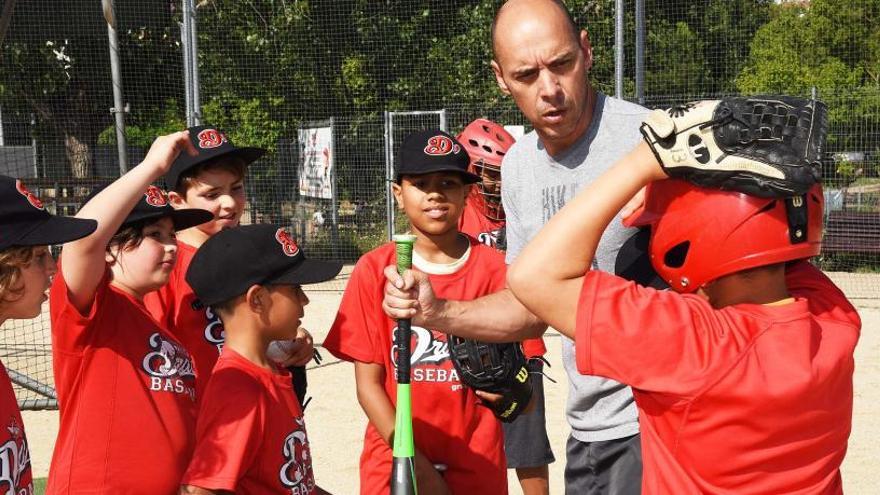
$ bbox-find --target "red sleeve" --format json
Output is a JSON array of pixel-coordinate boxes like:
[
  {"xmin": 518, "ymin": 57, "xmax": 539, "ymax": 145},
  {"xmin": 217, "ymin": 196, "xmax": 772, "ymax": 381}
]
[
  {"xmin": 181, "ymin": 367, "xmax": 264, "ymax": 490},
  {"xmin": 786, "ymin": 261, "xmax": 861, "ymax": 328},
  {"xmin": 49, "ymin": 265, "xmax": 114, "ymax": 352},
  {"xmin": 322, "ymin": 255, "xmax": 386, "ymax": 364},
  {"xmin": 575, "ymin": 271, "xmax": 745, "ymax": 398}
]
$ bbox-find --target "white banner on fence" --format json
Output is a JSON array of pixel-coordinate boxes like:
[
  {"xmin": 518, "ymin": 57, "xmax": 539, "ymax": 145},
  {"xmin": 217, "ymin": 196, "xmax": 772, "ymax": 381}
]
[{"xmin": 298, "ymin": 125, "xmax": 334, "ymax": 199}]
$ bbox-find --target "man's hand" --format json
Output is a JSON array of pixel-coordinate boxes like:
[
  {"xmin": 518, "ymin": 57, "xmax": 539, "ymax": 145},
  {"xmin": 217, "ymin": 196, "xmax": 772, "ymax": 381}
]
[
  {"xmin": 414, "ymin": 450, "xmax": 451, "ymax": 495},
  {"xmin": 382, "ymin": 265, "xmax": 443, "ymax": 327}
]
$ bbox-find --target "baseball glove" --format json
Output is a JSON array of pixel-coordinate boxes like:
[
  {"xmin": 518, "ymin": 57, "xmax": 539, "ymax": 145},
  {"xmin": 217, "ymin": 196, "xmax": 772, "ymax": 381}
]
[
  {"xmin": 447, "ymin": 336, "xmax": 532, "ymax": 423},
  {"xmin": 640, "ymin": 95, "xmax": 827, "ymax": 198}
]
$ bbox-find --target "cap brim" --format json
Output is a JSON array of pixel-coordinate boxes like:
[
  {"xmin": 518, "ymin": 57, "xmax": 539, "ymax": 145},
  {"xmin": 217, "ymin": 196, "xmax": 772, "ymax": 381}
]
[
  {"xmin": 397, "ymin": 168, "xmax": 482, "ymax": 184},
  {"xmin": 123, "ymin": 208, "xmax": 214, "ymax": 232},
  {"xmin": 614, "ymin": 228, "xmax": 668, "ymax": 290},
  {"xmin": 13, "ymin": 216, "xmax": 98, "ymax": 247},
  {"xmin": 269, "ymin": 259, "xmax": 343, "ymax": 286}
]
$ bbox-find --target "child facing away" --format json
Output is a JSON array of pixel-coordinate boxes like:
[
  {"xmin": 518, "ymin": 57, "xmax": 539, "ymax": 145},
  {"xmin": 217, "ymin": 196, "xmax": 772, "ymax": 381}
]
[
  {"xmin": 144, "ymin": 126, "xmax": 318, "ymax": 399},
  {"xmin": 48, "ymin": 131, "xmax": 214, "ymax": 494},
  {"xmin": 457, "ymin": 119, "xmax": 555, "ymax": 495},
  {"xmin": 179, "ymin": 223, "xmax": 340, "ymax": 494},
  {"xmin": 0, "ymin": 176, "xmax": 97, "ymax": 493},
  {"xmin": 323, "ymin": 129, "xmax": 515, "ymax": 495},
  {"xmin": 504, "ymin": 113, "xmax": 860, "ymax": 490}
]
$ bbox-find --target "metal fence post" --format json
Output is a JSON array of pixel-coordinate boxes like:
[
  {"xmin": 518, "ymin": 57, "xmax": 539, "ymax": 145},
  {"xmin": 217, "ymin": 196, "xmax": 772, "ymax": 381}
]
[
  {"xmin": 615, "ymin": 0, "xmax": 625, "ymax": 99},
  {"xmin": 103, "ymin": 0, "xmax": 128, "ymax": 174},
  {"xmin": 188, "ymin": 0, "xmax": 201, "ymax": 125},
  {"xmin": 635, "ymin": 0, "xmax": 645, "ymax": 104}
]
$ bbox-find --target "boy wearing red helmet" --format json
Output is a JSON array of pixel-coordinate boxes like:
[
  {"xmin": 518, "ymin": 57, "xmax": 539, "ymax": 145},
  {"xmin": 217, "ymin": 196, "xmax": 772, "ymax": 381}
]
[
  {"xmin": 458, "ymin": 119, "xmax": 555, "ymax": 494},
  {"xmin": 506, "ymin": 138, "xmax": 860, "ymax": 493}
]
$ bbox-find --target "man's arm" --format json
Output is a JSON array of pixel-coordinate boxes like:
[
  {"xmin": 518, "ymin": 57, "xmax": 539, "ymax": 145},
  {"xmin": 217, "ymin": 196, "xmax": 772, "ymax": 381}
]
[
  {"xmin": 382, "ymin": 270, "xmax": 546, "ymax": 342},
  {"xmin": 507, "ymin": 142, "xmax": 665, "ymax": 338}
]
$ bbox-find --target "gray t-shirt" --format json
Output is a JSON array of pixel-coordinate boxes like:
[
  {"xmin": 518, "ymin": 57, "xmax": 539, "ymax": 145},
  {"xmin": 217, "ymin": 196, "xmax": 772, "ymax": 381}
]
[{"xmin": 503, "ymin": 93, "xmax": 649, "ymax": 442}]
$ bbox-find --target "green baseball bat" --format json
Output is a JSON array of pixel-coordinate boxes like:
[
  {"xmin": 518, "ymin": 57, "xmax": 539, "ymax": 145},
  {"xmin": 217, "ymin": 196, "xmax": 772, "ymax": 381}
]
[{"xmin": 391, "ymin": 234, "xmax": 417, "ymax": 495}]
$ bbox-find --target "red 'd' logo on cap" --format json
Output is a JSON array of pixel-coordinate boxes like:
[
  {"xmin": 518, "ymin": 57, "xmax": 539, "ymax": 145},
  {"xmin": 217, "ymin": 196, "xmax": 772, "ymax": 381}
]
[
  {"xmin": 275, "ymin": 229, "xmax": 300, "ymax": 257},
  {"xmin": 15, "ymin": 180, "xmax": 44, "ymax": 210},
  {"xmin": 424, "ymin": 135, "xmax": 460, "ymax": 156},
  {"xmin": 197, "ymin": 129, "xmax": 227, "ymax": 150},
  {"xmin": 144, "ymin": 185, "xmax": 168, "ymax": 207}
]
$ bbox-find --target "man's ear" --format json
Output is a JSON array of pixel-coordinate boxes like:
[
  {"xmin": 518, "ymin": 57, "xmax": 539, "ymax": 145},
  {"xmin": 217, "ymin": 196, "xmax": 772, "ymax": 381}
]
[
  {"xmin": 168, "ymin": 190, "xmax": 187, "ymax": 210},
  {"xmin": 245, "ymin": 284, "xmax": 269, "ymax": 313},
  {"xmin": 491, "ymin": 60, "xmax": 511, "ymax": 96},
  {"xmin": 579, "ymin": 30, "xmax": 593, "ymax": 73}
]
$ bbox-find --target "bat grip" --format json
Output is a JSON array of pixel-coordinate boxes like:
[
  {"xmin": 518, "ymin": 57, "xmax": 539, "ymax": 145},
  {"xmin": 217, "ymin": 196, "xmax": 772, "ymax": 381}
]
[{"xmin": 395, "ymin": 319, "xmax": 412, "ymax": 384}]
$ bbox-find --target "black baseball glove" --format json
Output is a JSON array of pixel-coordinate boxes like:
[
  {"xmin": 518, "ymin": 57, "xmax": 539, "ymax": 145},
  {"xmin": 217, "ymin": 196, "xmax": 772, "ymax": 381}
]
[
  {"xmin": 447, "ymin": 336, "xmax": 532, "ymax": 423},
  {"xmin": 640, "ymin": 95, "xmax": 827, "ymax": 198}
]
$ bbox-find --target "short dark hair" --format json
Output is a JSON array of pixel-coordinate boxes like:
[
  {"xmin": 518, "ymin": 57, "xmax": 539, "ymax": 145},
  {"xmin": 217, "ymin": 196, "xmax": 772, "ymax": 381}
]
[
  {"xmin": 491, "ymin": 0, "xmax": 580, "ymax": 59},
  {"xmin": 106, "ymin": 217, "xmax": 164, "ymax": 262},
  {"xmin": 173, "ymin": 157, "xmax": 247, "ymax": 195}
]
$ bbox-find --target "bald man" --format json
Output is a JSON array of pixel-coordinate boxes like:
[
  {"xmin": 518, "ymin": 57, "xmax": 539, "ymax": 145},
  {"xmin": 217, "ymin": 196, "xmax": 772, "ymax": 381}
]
[{"xmin": 383, "ymin": 1, "xmax": 647, "ymax": 493}]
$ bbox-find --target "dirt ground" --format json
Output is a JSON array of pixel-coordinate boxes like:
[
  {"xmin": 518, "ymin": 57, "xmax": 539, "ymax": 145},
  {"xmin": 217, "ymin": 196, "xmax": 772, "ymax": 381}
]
[{"xmin": 19, "ymin": 273, "xmax": 880, "ymax": 493}]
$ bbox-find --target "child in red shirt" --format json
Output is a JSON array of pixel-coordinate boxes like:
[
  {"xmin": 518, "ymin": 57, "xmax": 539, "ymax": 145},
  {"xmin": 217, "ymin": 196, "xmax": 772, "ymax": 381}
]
[
  {"xmin": 324, "ymin": 129, "xmax": 516, "ymax": 494},
  {"xmin": 505, "ymin": 113, "xmax": 860, "ymax": 492},
  {"xmin": 180, "ymin": 224, "xmax": 340, "ymax": 494},
  {"xmin": 48, "ymin": 131, "xmax": 214, "ymax": 494},
  {"xmin": 457, "ymin": 119, "xmax": 554, "ymax": 495},
  {"xmin": 144, "ymin": 126, "xmax": 317, "ymax": 399},
  {"xmin": 0, "ymin": 176, "xmax": 96, "ymax": 494}
]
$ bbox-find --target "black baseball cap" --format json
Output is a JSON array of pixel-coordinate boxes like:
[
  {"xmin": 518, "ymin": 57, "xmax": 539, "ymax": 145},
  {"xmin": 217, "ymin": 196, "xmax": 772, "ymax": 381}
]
[
  {"xmin": 397, "ymin": 129, "xmax": 481, "ymax": 183},
  {"xmin": 186, "ymin": 224, "xmax": 343, "ymax": 307},
  {"xmin": 0, "ymin": 175, "xmax": 97, "ymax": 251},
  {"xmin": 165, "ymin": 125, "xmax": 266, "ymax": 190},
  {"xmin": 83, "ymin": 184, "xmax": 213, "ymax": 231},
  {"xmin": 615, "ymin": 227, "xmax": 669, "ymax": 290}
]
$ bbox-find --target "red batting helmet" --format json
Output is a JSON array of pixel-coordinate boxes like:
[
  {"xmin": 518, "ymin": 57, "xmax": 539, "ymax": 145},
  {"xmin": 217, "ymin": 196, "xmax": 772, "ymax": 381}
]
[
  {"xmin": 457, "ymin": 119, "xmax": 515, "ymax": 221},
  {"xmin": 624, "ymin": 179, "xmax": 824, "ymax": 293}
]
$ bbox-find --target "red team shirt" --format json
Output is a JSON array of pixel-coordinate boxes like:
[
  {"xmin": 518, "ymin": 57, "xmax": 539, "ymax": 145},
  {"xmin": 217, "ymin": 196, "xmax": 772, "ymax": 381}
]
[
  {"xmin": 574, "ymin": 261, "xmax": 860, "ymax": 494},
  {"xmin": 324, "ymin": 239, "xmax": 507, "ymax": 495},
  {"xmin": 0, "ymin": 362, "xmax": 33, "ymax": 494},
  {"xmin": 183, "ymin": 349, "xmax": 316, "ymax": 494},
  {"xmin": 145, "ymin": 241, "xmax": 225, "ymax": 399},
  {"xmin": 458, "ymin": 194, "xmax": 546, "ymax": 359},
  {"xmin": 48, "ymin": 268, "xmax": 197, "ymax": 494}
]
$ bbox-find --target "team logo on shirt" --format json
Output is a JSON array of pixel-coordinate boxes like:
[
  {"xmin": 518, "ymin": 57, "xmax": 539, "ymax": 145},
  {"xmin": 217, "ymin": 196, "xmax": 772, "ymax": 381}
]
[
  {"xmin": 15, "ymin": 180, "xmax": 43, "ymax": 210},
  {"xmin": 142, "ymin": 332, "xmax": 196, "ymax": 400},
  {"xmin": 197, "ymin": 129, "xmax": 227, "ymax": 149},
  {"xmin": 423, "ymin": 135, "xmax": 460, "ymax": 156},
  {"xmin": 203, "ymin": 307, "xmax": 226, "ymax": 354},
  {"xmin": 0, "ymin": 418, "xmax": 32, "ymax": 494},
  {"xmin": 279, "ymin": 416, "xmax": 316, "ymax": 494},
  {"xmin": 477, "ymin": 228, "xmax": 501, "ymax": 248},
  {"xmin": 143, "ymin": 185, "xmax": 168, "ymax": 207},
  {"xmin": 390, "ymin": 326, "xmax": 460, "ymax": 388}
]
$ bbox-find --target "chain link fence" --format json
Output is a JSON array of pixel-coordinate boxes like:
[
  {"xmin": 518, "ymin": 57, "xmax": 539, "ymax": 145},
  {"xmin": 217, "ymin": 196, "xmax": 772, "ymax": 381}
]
[{"xmin": 1, "ymin": 0, "xmax": 877, "ymax": 408}]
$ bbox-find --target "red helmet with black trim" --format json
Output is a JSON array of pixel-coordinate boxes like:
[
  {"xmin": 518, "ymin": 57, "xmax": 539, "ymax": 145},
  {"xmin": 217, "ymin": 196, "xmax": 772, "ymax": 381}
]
[
  {"xmin": 457, "ymin": 119, "xmax": 515, "ymax": 221},
  {"xmin": 624, "ymin": 179, "xmax": 824, "ymax": 293}
]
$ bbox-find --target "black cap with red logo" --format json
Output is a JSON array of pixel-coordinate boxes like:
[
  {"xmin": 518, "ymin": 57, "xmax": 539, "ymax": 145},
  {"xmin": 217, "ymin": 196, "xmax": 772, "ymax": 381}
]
[
  {"xmin": 83, "ymin": 184, "xmax": 213, "ymax": 231},
  {"xmin": 186, "ymin": 223, "xmax": 343, "ymax": 307},
  {"xmin": 0, "ymin": 175, "xmax": 98, "ymax": 251},
  {"xmin": 165, "ymin": 125, "xmax": 266, "ymax": 189},
  {"xmin": 397, "ymin": 129, "xmax": 481, "ymax": 184}
]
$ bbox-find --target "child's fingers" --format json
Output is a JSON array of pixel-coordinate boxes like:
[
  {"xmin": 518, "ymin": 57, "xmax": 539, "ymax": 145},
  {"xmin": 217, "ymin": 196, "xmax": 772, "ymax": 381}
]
[
  {"xmin": 178, "ymin": 130, "xmax": 199, "ymax": 157},
  {"xmin": 621, "ymin": 186, "xmax": 646, "ymax": 221}
]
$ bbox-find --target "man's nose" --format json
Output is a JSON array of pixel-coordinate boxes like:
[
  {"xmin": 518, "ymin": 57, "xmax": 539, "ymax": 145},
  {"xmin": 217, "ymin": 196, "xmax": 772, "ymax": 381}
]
[{"xmin": 537, "ymin": 70, "xmax": 562, "ymax": 100}]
